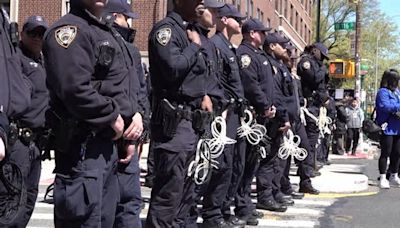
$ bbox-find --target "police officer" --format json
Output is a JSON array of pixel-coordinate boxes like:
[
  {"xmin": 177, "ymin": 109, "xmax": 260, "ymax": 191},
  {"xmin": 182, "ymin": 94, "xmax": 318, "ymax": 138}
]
[
  {"xmin": 145, "ymin": 0, "xmax": 217, "ymax": 227},
  {"xmin": 207, "ymin": 4, "xmax": 250, "ymax": 227},
  {"xmin": 297, "ymin": 42, "xmax": 330, "ymax": 99},
  {"xmin": 102, "ymin": 1, "xmax": 145, "ymax": 227},
  {"xmin": 236, "ymin": 18, "xmax": 286, "ymax": 219},
  {"xmin": 2, "ymin": 15, "xmax": 50, "ymax": 228},
  {"xmin": 43, "ymin": 0, "xmax": 134, "ymax": 226}
]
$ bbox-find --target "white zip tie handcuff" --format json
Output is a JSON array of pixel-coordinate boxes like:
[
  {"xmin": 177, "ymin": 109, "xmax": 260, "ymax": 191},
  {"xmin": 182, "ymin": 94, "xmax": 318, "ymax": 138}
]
[
  {"xmin": 188, "ymin": 116, "xmax": 236, "ymax": 185},
  {"xmin": 278, "ymin": 129, "xmax": 308, "ymax": 161},
  {"xmin": 237, "ymin": 109, "xmax": 267, "ymax": 145},
  {"xmin": 301, "ymin": 106, "xmax": 333, "ymax": 137}
]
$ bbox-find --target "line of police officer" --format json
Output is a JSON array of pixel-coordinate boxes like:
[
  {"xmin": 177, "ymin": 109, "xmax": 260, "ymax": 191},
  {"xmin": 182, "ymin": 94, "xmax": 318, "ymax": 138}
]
[{"xmin": 0, "ymin": 0, "xmax": 331, "ymax": 227}]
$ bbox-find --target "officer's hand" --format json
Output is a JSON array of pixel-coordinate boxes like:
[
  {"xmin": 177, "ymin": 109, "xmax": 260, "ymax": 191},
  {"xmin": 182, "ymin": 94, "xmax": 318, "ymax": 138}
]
[
  {"xmin": 124, "ymin": 113, "xmax": 143, "ymax": 140},
  {"xmin": 187, "ymin": 30, "xmax": 201, "ymax": 46},
  {"xmin": 119, "ymin": 143, "xmax": 136, "ymax": 164},
  {"xmin": 222, "ymin": 109, "xmax": 228, "ymax": 120},
  {"xmin": 265, "ymin": 106, "xmax": 276, "ymax": 119},
  {"xmin": 279, "ymin": 121, "xmax": 291, "ymax": 133},
  {"xmin": 201, "ymin": 95, "xmax": 213, "ymax": 112},
  {"xmin": 111, "ymin": 114, "xmax": 124, "ymax": 140},
  {"xmin": 0, "ymin": 138, "xmax": 5, "ymax": 161}
]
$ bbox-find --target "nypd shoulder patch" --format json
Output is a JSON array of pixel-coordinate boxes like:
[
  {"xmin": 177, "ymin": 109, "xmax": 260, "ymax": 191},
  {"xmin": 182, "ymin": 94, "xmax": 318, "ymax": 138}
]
[
  {"xmin": 156, "ymin": 27, "xmax": 172, "ymax": 46},
  {"xmin": 241, "ymin": 55, "xmax": 251, "ymax": 68},
  {"xmin": 55, "ymin": 25, "xmax": 77, "ymax": 48},
  {"xmin": 302, "ymin": 61, "xmax": 311, "ymax": 70}
]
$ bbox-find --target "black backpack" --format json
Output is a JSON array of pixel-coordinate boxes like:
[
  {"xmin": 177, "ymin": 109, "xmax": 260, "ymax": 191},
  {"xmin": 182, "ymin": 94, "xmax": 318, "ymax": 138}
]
[{"xmin": 362, "ymin": 109, "xmax": 382, "ymax": 142}]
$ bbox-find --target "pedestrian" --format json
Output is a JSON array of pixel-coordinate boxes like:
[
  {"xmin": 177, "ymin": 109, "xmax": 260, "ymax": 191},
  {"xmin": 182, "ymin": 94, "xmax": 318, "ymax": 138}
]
[
  {"xmin": 43, "ymin": 0, "xmax": 131, "ymax": 226},
  {"xmin": 332, "ymin": 100, "xmax": 348, "ymax": 155},
  {"xmin": 145, "ymin": 0, "xmax": 217, "ymax": 227},
  {"xmin": 375, "ymin": 69, "xmax": 400, "ymax": 189},
  {"xmin": 345, "ymin": 98, "xmax": 364, "ymax": 156},
  {"xmin": 102, "ymin": 0, "xmax": 146, "ymax": 227}
]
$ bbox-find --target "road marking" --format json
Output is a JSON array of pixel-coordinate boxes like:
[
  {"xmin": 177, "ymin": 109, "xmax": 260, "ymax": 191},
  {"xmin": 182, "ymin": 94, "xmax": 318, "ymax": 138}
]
[
  {"xmin": 34, "ymin": 202, "xmax": 53, "ymax": 208},
  {"xmin": 30, "ymin": 213, "xmax": 53, "ymax": 220},
  {"xmin": 293, "ymin": 199, "xmax": 335, "ymax": 206},
  {"xmin": 258, "ymin": 219, "xmax": 318, "ymax": 227},
  {"xmin": 306, "ymin": 191, "xmax": 378, "ymax": 199}
]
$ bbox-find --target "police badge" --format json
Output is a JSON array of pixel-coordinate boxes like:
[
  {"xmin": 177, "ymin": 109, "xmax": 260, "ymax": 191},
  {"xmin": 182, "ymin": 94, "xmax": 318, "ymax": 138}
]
[
  {"xmin": 55, "ymin": 26, "xmax": 77, "ymax": 48},
  {"xmin": 241, "ymin": 55, "xmax": 251, "ymax": 68},
  {"xmin": 156, "ymin": 28, "xmax": 172, "ymax": 46},
  {"xmin": 302, "ymin": 61, "xmax": 311, "ymax": 70}
]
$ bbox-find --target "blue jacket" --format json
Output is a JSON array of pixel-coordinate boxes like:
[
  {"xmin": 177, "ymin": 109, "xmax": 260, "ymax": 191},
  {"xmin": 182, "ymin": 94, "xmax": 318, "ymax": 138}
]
[{"xmin": 375, "ymin": 88, "xmax": 400, "ymax": 135}]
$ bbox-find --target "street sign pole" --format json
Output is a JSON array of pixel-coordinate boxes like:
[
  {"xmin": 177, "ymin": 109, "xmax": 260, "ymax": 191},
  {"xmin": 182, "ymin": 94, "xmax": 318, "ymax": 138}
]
[{"xmin": 354, "ymin": 2, "xmax": 362, "ymax": 99}]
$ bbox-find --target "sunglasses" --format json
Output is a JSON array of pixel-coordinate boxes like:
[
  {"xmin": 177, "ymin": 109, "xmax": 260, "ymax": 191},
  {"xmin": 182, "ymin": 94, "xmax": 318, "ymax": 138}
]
[{"xmin": 26, "ymin": 31, "xmax": 44, "ymax": 39}]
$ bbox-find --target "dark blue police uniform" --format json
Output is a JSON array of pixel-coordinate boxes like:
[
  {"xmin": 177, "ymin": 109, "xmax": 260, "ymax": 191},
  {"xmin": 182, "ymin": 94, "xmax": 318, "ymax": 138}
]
[
  {"xmin": 297, "ymin": 54, "xmax": 327, "ymax": 99},
  {"xmin": 43, "ymin": 4, "xmax": 127, "ymax": 227},
  {"xmin": 236, "ymin": 39, "xmax": 277, "ymax": 217},
  {"xmin": 106, "ymin": 20, "xmax": 143, "ymax": 228},
  {"xmin": 146, "ymin": 11, "xmax": 207, "ymax": 228},
  {"xmin": 210, "ymin": 31, "xmax": 249, "ymax": 224}
]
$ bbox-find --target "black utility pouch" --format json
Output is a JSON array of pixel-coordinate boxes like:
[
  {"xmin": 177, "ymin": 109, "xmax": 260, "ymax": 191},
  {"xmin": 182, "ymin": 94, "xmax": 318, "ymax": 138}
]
[
  {"xmin": 160, "ymin": 99, "xmax": 181, "ymax": 139},
  {"xmin": 192, "ymin": 110, "xmax": 212, "ymax": 134}
]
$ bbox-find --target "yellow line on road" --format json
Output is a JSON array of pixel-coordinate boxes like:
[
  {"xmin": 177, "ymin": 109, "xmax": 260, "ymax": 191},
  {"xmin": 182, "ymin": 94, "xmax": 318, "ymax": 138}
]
[{"xmin": 305, "ymin": 191, "xmax": 378, "ymax": 199}]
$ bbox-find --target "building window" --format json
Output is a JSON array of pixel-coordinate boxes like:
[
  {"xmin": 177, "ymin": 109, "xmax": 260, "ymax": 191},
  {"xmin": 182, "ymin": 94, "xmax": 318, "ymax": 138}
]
[
  {"xmin": 283, "ymin": 0, "xmax": 288, "ymax": 18},
  {"xmin": 0, "ymin": 0, "xmax": 18, "ymax": 22},
  {"xmin": 300, "ymin": 19, "xmax": 303, "ymax": 36},
  {"xmin": 309, "ymin": 0, "xmax": 312, "ymax": 15},
  {"xmin": 304, "ymin": 24, "xmax": 307, "ymax": 41},
  {"xmin": 61, "ymin": 0, "xmax": 70, "ymax": 16},
  {"xmin": 267, "ymin": 18, "xmax": 271, "ymax": 28},
  {"xmin": 257, "ymin": 8, "xmax": 261, "ymax": 20},
  {"xmin": 261, "ymin": 11, "xmax": 264, "ymax": 23},
  {"xmin": 290, "ymin": 4, "xmax": 294, "ymax": 25},
  {"xmin": 309, "ymin": 30, "xmax": 311, "ymax": 43},
  {"xmin": 250, "ymin": 0, "xmax": 253, "ymax": 17}
]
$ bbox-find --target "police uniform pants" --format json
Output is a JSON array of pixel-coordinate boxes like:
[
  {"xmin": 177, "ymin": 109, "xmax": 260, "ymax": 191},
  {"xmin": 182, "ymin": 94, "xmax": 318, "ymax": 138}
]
[
  {"xmin": 1, "ymin": 140, "xmax": 41, "ymax": 228},
  {"xmin": 202, "ymin": 111, "xmax": 243, "ymax": 223},
  {"xmin": 114, "ymin": 152, "xmax": 142, "ymax": 228},
  {"xmin": 256, "ymin": 136, "xmax": 281, "ymax": 204},
  {"xmin": 232, "ymin": 142, "xmax": 259, "ymax": 217},
  {"xmin": 319, "ymin": 133, "xmax": 332, "ymax": 162},
  {"xmin": 145, "ymin": 142, "xmax": 155, "ymax": 185},
  {"xmin": 146, "ymin": 119, "xmax": 198, "ymax": 228},
  {"xmin": 53, "ymin": 136, "xmax": 118, "ymax": 228},
  {"xmin": 288, "ymin": 122, "xmax": 314, "ymax": 191},
  {"xmin": 332, "ymin": 133, "xmax": 345, "ymax": 155}
]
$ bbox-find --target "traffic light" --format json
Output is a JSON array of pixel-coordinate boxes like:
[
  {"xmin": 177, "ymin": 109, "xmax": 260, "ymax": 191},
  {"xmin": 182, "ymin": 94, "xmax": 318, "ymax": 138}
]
[{"xmin": 329, "ymin": 59, "xmax": 355, "ymax": 78}]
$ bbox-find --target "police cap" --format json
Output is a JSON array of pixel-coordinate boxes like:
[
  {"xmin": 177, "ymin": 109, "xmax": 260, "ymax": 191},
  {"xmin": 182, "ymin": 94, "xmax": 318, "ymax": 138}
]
[
  {"xmin": 22, "ymin": 15, "xmax": 48, "ymax": 32},
  {"xmin": 104, "ymin": 0, "xmax": 139, "ymax": 19},
  {"xmin": 264, "ymin": 32, "xmax": 290, "ymax": 47},
  {"xmin": 313, "ymin": 42, "xmax": 329, "ymax": 60},
  {"xmin": 217, "ymin": 4, "xmax": 245, "ymax": 19},
  {"xmin": 242, "ymin": 18, "xmax": 271, "ymax": 34}
]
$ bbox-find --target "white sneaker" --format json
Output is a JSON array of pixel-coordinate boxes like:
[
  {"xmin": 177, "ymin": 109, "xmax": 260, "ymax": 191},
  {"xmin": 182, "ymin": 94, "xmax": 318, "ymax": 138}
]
[
  {"xmin": 380, "ymin": 177, "xmax": 390, "ymax": 189},
  {"xmin": 389, "ymin": 174, "xmax": 400, "ymax": 187}
]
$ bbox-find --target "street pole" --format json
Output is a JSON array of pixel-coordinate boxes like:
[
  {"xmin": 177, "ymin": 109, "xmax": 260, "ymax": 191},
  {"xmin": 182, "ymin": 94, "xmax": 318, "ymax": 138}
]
[
  {"xmin": 374, "ymin": 35, "xmax": 379, "ymax": 97},
  {"xmin": 316, "ymin": 0, "xmax": 321, "ymax": 42},
  {"xmin": 354, "ymin": 1, "xmax": 362, "ymax": 99}
]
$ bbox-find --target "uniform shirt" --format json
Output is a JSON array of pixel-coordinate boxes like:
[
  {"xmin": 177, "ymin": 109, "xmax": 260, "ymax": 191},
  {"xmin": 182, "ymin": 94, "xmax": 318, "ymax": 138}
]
[
  {"xmin": 18, "ymin": 44, "xmax": 49, "ymax": 128},
  {"xmin": 44, "ymin": 8, "xmax": 126, "ymax": 128},
  {"xmin": 148, "ymin": 11, "xmax": 206, "ymax": 107},
  {"xmin": 0, "ymin": 112, "xmax": 8, "ymax": 147},
  {"xmin": 266, "ymin": 53, "xmax": 297, "ymax": 123},
  {"xmin": 297, "ymin": 53, "xmax": 327, "ymax": 98},
  {"xmin": 0, "ymin": 9, "xmax": 32, "ymax": 117},
  {"xmin": 211, "ymin": 32, "xmax": 244, "ymax": 101},
  {"xmin": 237, "ymin": 40, "xmax": 273, "ymax": 114},
  {"xmin": 192, "ymin": 23, "xmax": 225, "ymax": 107}
]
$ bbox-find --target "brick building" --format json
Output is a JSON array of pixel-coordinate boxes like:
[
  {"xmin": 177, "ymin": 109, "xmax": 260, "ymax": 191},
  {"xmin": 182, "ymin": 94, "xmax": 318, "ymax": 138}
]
[{"xmin": 1, "ymin": 0, "xmax": 313, "ymax": 58}]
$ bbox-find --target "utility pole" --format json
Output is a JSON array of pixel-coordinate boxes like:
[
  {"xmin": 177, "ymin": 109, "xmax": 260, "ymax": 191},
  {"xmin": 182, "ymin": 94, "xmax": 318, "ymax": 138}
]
[
  {"xmin": 316, "ymin": 0, "xmax": 321, "ymax": 42},
  {"xmin": 354, "ymin": 1, "xmax": 362, "ymax": 99}
]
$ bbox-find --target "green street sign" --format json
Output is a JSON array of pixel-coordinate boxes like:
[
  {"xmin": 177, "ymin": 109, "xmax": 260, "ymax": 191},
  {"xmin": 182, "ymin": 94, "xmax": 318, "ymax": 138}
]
[
  {"xmin": 334, "ymin": 22, "xmax": 355, "ymax": 31},
  {"xmin": 360, "ymin": 64, "xmax": 369, "ymax": 70}
]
